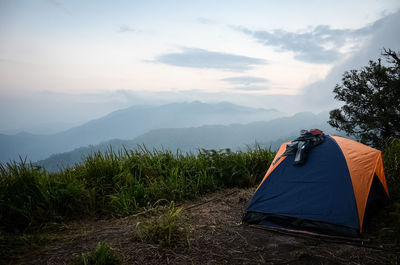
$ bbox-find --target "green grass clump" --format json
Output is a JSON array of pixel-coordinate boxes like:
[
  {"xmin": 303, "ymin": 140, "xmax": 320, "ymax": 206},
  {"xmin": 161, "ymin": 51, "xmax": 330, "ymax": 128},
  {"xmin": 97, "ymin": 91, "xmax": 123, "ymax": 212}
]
[
  {"xmin": 71, "ymin": 150, "xmax": 121, "ymax": 215},
  {"xmin": 72, "ymin": 242, "xmax": 123, "ymax": 265},
  {"xmin": 132, "ymin": 201, "xmax": 191, "ymax": 247}
]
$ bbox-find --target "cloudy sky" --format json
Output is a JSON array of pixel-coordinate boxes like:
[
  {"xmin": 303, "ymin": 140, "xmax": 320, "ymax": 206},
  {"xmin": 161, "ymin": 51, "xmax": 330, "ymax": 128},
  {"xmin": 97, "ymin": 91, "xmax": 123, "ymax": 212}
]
[{"xmin": 0, "ymin": 0, "xmax": 399, "ymax": 133}]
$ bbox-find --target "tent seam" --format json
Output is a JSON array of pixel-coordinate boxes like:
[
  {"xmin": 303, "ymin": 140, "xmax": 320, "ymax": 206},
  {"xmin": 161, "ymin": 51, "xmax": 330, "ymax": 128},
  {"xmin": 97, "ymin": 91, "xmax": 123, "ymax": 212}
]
[{"xmin": 330, "ymin": 135, "xmax": 361, "ymax": 231}]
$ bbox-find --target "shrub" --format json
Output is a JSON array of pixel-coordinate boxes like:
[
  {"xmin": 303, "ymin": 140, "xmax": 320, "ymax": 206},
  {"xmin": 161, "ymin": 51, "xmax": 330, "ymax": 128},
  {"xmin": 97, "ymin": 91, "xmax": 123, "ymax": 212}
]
[
  {"xmin": 371, "ymin": 138, "xmax": 400, "ymax": 245},
  {"xmin": 72, "ymin": 242, "xmax": 123, "ymax": 265},
  {"xmin": 383, "ymin": 138, "xmax": 400, "ymax": 200},
  {"xmin": 132, "ymin": 201, "xmax": 191, "ymax": 247}
]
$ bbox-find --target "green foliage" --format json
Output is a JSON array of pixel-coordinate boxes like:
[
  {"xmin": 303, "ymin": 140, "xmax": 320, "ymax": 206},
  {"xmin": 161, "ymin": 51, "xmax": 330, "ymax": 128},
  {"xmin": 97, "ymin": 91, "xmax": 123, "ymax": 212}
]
[
  {"xmin": 329, "ymin": 48, "xmax": 400, "ymax": 149},
  {"xmin": 132, "ymin": 201, "xmax": 190, "ymax": 247},
  {"xmin": 100, "ymin": 146, "xmax": 274, "ymax": 217},
  {"xmin": 0, "ymin": 159, "xmax": 91, "ymax": 232},
  {"xmin": 371, "ymin": 138, "xmax": 400, "ymax": 245},
  {"xmin": 383, "ymin": 138, "xmax": 400, "ymax": 200},
  {"xmin": 72, "ymin": 149, "xmax": 121, "ymax": 215},
  {"xmin": 0, "ymin": 146, "xmax": 274, "ymax": 232},
  {"xmin": 72, "ymin": 242, "xmax": 123, "ymax": 265}
]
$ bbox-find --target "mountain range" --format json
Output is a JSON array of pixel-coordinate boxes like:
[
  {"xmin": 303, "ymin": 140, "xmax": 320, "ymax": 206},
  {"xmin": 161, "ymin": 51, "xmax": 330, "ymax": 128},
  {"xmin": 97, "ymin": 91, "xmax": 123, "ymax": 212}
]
[
  {"xmin": 0, "ymin": 101, "xmax": 282, "ymax": 163},
  {"xmin": 37, "ymin": 111, "xmax": 339, "ymax": 172}
]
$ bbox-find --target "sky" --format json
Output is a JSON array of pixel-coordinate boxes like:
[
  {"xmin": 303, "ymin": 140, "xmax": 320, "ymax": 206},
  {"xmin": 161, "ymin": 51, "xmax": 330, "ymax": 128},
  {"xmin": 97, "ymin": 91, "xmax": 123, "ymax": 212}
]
[{"xmin": 0, "ymin": 0, "xmax": 400, "ymax": 134}]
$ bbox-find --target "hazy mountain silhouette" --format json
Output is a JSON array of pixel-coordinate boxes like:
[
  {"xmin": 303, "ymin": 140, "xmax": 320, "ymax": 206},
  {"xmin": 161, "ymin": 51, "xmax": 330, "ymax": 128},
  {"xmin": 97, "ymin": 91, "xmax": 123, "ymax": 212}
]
[
  {"xmin": 38, "ymin": 111, "xmax": 339, "ymax": 172},
  {"xmin": 0, "ymin": 101, "xmax": 282, "ymax": 163}
]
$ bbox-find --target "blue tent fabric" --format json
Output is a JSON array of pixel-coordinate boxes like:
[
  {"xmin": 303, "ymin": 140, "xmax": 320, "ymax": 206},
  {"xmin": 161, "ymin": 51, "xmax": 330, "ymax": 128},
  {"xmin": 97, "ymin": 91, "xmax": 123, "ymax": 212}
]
[{"xmin": 246, "ymin": 136, "xmax": 360, "ymax": 231}]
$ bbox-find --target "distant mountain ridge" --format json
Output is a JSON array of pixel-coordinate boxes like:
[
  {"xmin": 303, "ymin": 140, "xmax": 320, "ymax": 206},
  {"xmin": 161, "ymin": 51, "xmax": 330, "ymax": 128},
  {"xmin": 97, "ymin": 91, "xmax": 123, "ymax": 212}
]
[
  {"xmin": 0, "ymin": 101, "xmax": 282, "ymax": 163},
  {"xmin": 38, "ymin": 111, "xmax": 339, "ymax": 172}
]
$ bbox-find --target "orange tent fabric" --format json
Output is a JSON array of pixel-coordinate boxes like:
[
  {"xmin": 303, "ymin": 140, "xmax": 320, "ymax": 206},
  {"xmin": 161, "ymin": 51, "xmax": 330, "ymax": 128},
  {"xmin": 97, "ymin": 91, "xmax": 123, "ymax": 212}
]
[
  {"xmin": 256, "ymin": 141, "xmax": 289, "ymax": 190},
  {"xmin": 331, "ymin": 136, "xmax": 389, "ymax": 229}
]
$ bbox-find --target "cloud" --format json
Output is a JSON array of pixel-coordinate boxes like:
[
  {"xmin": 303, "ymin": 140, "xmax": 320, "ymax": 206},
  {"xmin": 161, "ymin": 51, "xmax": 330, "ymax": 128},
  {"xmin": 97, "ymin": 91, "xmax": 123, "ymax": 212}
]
[
  {"xmin": 38, "ymin": 90, "xmax": 68, "ymax": 96},
  {"xmin": 47, "ymin": 0, "xmax": 62, "ymax": 7},
  {"xmin": 195, "ymin": 17, "xmax": 216, "ymax": 25},
  {"xmin": 221, "ymin": 76, "xmax": 268, "ymax": 85},
  {"xmin": 37, "ymin": 89, "xmax": 143, "ymax": 104},
  {"xmin": 154, "ymin": 48, "xmax": 267, "ymax": 71},
  {"xmin": 0, "ymin": 58, "xmax": 14, "ymax": 64},
  {"xmin": 46, "ymin": 0, "xmax": 71, "ymax": 15},
  {"xmin": 118, "ymin": 25, "xmax": 136, "ymax": 33},
  {"xmin": 230, "ymin": 85, "xmax": 269, "ymax": 91},
  {"xmin": 300, "ymin": 11, "xmax": 400, "ymax": 112},
  {"xmin": 233, "ymin": 14, "xmax": 390, "ymax": 64}
]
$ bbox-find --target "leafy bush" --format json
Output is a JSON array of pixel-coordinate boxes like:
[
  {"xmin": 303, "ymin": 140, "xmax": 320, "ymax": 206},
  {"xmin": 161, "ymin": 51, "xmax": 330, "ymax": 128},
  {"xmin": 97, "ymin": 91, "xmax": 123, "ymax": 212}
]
[
  {"xmin": 132, "ymin": 201, "xmax": 191, "ymax": 247},
  {"xmin": 72, "ymin": 242, "xmax": 123, "ymax": 265},
  {"xmin": 383, "ymin": 138, "xmax": 400, "ymax": 200},
  {"xmin": 371, "ymin": 138, "xmax": 400, "ymax": 245}
]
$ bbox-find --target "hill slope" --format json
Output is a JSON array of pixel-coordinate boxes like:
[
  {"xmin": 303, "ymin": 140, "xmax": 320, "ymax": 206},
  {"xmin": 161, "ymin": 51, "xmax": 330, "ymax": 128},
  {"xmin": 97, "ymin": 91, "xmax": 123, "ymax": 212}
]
[
  {"xmin": 0, "ymin": 101, "xmax": 282, "ymax": 163},
  {"xmin": 38, "ymin": 112, "xmax": 337, "ymax": 171}
]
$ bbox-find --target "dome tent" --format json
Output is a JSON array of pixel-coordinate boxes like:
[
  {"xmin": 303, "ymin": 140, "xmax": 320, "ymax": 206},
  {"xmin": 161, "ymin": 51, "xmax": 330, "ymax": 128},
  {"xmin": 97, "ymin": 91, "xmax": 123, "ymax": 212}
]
[{"xmin": 243, "ymin": 133, "xmax": 389, "ymax": 237}]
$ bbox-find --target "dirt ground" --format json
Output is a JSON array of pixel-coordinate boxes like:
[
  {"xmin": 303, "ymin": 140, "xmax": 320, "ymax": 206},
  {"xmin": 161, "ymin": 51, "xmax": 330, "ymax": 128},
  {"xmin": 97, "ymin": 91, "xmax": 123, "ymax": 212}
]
[{"xmin": 6, "ymin": 188, "xmax": 399, "ymax": 265}]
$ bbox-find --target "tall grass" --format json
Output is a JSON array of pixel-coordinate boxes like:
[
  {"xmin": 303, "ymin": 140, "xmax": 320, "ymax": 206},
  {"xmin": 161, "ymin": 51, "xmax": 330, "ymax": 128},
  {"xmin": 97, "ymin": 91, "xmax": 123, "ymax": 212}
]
[
  {"xmin": 383, "ymin": 138, "xmax": 400, "ymax": 200},
  {"xmin": 372, "ymin": 138, "xmax": 400, "ymax": 245},
  {"xmin": 0, "ymin": 159, "xmax": 91, "ymax": 232},
  {"xmin": 0, "ymin": 146, "xmax": 275, "ymax": 232}
]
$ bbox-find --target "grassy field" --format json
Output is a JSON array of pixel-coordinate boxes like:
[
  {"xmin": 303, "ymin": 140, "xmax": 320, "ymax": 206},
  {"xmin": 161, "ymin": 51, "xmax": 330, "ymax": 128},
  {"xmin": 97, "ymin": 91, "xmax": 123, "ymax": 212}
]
[{"xmin": 0, "ymin": 146, "xmax": 275, "ymax": 232}]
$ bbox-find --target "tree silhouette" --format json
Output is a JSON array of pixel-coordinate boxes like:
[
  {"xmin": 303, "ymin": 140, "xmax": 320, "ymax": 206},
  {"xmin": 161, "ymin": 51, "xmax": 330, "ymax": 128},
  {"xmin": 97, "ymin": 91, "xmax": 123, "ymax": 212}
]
[{"xmin": 329, "ymin": 48, "xmax": 400, "ymax": 149}]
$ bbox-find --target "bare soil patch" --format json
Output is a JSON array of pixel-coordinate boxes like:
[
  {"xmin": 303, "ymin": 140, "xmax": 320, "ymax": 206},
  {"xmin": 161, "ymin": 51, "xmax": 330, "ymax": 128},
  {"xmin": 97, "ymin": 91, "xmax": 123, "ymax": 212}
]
[{"xmin": 8, "ymin": 188, "xmax": 399, "ymax": 265}]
